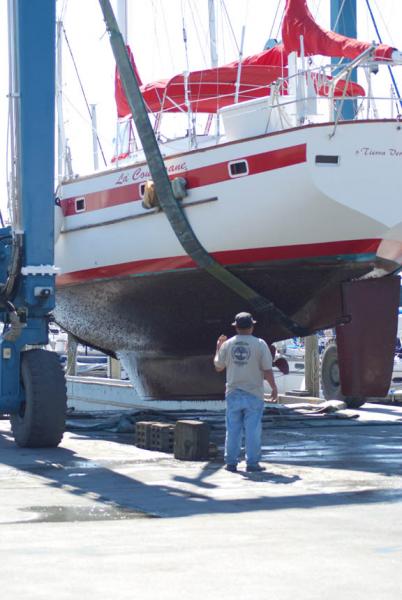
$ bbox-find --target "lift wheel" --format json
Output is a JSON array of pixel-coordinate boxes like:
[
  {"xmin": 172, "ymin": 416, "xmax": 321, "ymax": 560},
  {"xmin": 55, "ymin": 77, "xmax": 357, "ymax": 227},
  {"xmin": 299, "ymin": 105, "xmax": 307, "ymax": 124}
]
[{"xmin": 10, "ymin": 349, "xmax": 67, "ymax": 448}]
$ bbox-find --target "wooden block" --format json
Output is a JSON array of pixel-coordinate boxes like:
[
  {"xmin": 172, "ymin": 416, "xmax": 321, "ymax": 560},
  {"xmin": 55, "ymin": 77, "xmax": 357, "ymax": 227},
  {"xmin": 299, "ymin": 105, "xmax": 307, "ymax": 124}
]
[{"xmin": 174, "ymin": 420, "xmax": 210, "ymax": 461}]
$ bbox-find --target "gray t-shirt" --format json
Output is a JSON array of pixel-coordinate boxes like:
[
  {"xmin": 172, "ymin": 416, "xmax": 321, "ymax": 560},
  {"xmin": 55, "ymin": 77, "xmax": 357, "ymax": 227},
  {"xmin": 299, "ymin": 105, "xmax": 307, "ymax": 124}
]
[{"xmin": 214, "ymin": 334, "xmax": 273, "ymax": 399}]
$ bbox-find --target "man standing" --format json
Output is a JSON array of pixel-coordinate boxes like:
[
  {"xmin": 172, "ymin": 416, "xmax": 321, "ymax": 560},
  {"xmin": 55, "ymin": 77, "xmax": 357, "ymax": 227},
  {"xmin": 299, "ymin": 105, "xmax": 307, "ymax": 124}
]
[{"xmin": 214, "ymin": 312, "xmax": 278, "ymax": 472}]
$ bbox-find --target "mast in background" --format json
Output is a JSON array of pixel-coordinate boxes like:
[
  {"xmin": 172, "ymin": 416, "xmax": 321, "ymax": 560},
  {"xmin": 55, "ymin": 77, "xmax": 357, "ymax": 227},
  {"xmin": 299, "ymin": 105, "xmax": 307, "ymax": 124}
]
[
  {"xmin": 90, "ymin": 104, "xmax": 99, "ymax": 170},
  {"xmin": 56, "ymin": 20, "xmax": 66, "ymax": 182},
  {"xmin": 114, "ymin": 0, "xmax": 130, "ymax": 163},
  {"xmin": 116, "ymin": 0, "xmax": 128, "ymax": 42},
  {"xmin": 206, "ymin": 0, "xmax": 219, "ymax": 135},
  {"xmin": 331, "ymin": 0, "xmax": 357, "ymax": 120},
  {"xmin": 208, "ymin": 0, "xmax": 218, "ymax": 68}
]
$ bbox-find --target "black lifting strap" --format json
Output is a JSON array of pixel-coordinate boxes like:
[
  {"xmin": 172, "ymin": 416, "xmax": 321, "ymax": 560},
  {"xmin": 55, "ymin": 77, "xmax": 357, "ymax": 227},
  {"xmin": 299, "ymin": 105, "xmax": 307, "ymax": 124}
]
[{"xmin": 99, "ymin": 0, "xmax": 307, "ymax": 337}]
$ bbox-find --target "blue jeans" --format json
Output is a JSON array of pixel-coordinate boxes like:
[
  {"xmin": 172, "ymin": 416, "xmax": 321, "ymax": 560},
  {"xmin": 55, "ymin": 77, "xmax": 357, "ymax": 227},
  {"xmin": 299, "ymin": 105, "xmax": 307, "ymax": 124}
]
[{"xmin": 225, "ymin": 389, "xmax": 264, "ymax": 467}]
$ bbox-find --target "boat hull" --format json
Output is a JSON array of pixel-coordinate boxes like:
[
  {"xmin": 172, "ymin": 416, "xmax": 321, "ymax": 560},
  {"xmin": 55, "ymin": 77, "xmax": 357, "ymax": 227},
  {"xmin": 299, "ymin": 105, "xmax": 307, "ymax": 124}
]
[{"xmin": 54, "ymin": 253, "xmax": 393, "ymax": 399}]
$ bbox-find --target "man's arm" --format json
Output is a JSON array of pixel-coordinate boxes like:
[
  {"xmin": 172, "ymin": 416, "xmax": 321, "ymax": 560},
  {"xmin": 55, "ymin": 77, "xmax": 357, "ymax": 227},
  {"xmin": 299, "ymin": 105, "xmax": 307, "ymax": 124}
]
[
  {"xmin": 263, "ymin": 369, "xmax": 278, "ymax": 402},
  {"xmin": 214, "ymin": 335, "xmax": 227, "ymax": 372}
]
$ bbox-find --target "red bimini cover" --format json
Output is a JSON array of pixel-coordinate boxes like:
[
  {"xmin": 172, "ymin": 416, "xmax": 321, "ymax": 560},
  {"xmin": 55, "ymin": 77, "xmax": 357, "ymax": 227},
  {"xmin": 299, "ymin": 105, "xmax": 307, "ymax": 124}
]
[
  {"xmin": 115, "ymin": 45, "xmax": 287, "ymax": 117},
  {"xmin": 115, "ymin": 44, "xmax": 364, "ymax": 117},
  {"xmin": 282, "ymin": 0, "xmax": 394, "ymax": 60}
]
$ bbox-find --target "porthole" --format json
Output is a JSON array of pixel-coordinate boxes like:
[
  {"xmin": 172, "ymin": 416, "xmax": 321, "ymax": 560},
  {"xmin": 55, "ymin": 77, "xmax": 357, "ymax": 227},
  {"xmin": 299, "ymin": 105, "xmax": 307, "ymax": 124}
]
[
  {"xmin": 75, "ymin": 197, "xmax": 86, "ymax": 212},
  {"xmin": 228, "ymin": 159, "xmax": 249, "ymax": 177},
  {"xmin": 139, "ymin": 182, "xmax": 146, "ymax": 198}
]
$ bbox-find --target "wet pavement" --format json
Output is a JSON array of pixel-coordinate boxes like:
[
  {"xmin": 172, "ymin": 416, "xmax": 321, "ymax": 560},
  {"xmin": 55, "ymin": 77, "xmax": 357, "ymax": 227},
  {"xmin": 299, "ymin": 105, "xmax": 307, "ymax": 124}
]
[{"xmin": 1, "ymin": 404, "xmax": 402, "ymax": 599}]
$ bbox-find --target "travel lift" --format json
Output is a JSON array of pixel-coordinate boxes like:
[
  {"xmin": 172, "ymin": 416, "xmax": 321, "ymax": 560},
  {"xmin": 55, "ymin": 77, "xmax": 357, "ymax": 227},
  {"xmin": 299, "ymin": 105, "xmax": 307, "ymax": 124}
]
[{"xmin": 0, "ymin": 0, "xmax": 66, "ymax": 447}]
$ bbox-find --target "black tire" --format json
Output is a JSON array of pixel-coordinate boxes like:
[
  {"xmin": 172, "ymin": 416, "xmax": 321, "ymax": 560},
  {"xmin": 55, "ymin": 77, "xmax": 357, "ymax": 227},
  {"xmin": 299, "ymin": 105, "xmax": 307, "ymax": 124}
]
[
  {"xmin": 10, "ymin": 349, "xmax": 67, "ymax": 448},
  {"xmin": 343, "ymin": 397, "xmax": 366, "ymax": 409},
  {"xmin": 321, "ymin": 342, "xmax": 343, "ymax": 400},
  {"xmin": 320, "ymin": 342, "xmax": 366, "ymax": 408}
]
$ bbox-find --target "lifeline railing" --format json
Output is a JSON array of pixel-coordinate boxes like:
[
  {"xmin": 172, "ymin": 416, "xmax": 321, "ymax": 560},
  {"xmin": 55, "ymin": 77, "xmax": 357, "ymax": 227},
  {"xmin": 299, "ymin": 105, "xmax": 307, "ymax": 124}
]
[{"xmin": 113, "ymin": 51, "xmax": 402, "ymax": 160}]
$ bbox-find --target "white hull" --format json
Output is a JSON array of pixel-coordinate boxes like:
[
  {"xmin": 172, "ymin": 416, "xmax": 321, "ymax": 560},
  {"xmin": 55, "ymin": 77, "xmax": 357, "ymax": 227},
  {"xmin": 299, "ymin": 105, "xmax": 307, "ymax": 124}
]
[{"xmin": 56, "ymin": 120, "xmax": 402, "ymax": 283}]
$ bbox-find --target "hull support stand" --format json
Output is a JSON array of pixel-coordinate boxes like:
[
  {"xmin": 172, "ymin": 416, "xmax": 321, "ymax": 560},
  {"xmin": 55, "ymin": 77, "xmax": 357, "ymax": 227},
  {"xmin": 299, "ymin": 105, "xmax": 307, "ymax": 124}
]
[{"xmin": 336, "ymin": 276, "xmax": 400, "ymax": 398}]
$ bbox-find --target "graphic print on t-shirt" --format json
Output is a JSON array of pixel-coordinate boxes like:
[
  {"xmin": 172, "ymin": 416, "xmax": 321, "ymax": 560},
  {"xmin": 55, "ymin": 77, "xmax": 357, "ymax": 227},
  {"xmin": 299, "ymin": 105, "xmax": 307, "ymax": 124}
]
[{"xmin": 231, "ymin": 342, "xmax": 251, "ymax": 365}]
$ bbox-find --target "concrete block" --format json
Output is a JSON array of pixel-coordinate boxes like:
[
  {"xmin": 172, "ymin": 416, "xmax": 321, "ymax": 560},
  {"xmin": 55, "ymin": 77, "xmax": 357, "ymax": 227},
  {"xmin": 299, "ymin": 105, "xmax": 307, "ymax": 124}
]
[
  {"xmin": 174, "ymin": 420, "xmax": 209, "ymax": 461},
  {"xmin": 135, "ymin": 421, "xmax": 174, "ymax": 452}
]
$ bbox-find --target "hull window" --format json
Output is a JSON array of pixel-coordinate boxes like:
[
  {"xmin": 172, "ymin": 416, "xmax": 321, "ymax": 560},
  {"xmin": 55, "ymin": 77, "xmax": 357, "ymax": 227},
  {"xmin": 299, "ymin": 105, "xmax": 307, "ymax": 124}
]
[
  {"xmin": 228, "ymin": 159, "xmax": 249, "ymax": 177},
  {"xmin": 75, "ymin": 197, "xmax": 86, "ymax": 212},
  {"xmin": 315, "ymin": 155, "xmax": 339, "ymax": 166}
]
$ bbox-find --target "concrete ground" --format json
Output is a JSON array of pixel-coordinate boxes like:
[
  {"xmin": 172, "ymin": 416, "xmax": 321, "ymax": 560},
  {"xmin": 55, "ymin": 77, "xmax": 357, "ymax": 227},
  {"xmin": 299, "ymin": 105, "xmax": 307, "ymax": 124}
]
[{"xmin": 1, "ymin": 404, "xmax": 402, "ymax": 600}]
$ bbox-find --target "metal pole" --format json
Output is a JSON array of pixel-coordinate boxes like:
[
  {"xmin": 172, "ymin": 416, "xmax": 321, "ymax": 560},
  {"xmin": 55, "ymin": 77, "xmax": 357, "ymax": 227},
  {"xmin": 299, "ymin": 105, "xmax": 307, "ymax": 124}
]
[
  {"xmin": 90, "ymin": 104, "xmax": 99, "ymax": 171},
  {"xmin": 234, "ymin": 26, "xmax": 246, "ymax": 103},
  {"xmin": 107, "ymin": 357, "xmax": 121, "ymax": 379},
  {"xmin": 16, "ymin": 0, "xmax": 55, "ymax": 269},
  {"xmin": 304, "ymin": 335, "xmax": 320, "ymax": 397},
  {"xmin": 66, "ymin": 333, "xmax": 78, "ymax": 376},
  {"xmin": 7, "ymin": 0, "xmax": 21, "ymax": 230},
  {"xmin": 116, "ymin": 0, "xmax": 128, "ymax": 42},
  {"xmin": 208, "ymin": 0, "xmax": 218, "ymax": 68},
  {"xmin": 56, "ymin": 20, "xmax": 66, "ymax": 182},
  {"xmin": 331, "ymin": 0, "xmax": 357, "ymax": 120},
  {"xmin": 208, "ymin": 0, "xmax": 218, "ymax": 135}
]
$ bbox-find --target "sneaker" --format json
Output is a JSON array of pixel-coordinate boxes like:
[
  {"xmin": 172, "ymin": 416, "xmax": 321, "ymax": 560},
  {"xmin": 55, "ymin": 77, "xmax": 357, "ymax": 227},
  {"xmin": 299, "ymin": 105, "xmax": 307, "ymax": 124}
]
[
  {"xmin": 246, "ymin": 463, "xmax": 265, "ymax": 472},
  {"xmin": 225, "ymin": 464, "xmax": 238, "ymax": 472}
]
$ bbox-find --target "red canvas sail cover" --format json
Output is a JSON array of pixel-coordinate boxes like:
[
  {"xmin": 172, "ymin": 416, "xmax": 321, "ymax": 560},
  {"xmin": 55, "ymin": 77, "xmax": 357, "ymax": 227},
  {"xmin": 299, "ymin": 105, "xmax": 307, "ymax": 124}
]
[
  {"xmin": 282, "ymin": 0, "xmax": 394, "ymax": 60},
  {"xmin": 115, "ymin": 45, "xmax": 143, "ymax": 118},
  {"xmin": 115, "ymin": 45, "xmax": 287, "ymax": 117},
  {"xmin": 115, "ymin": 42, "xmax": 364, "ymax": 117}
]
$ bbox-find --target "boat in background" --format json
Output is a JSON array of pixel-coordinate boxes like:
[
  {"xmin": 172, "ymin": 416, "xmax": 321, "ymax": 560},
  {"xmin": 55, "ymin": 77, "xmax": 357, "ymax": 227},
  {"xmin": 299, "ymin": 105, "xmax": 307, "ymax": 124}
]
[{"xmin": 53, "ymin": 0, "xmax": 402, "ymax": 401}]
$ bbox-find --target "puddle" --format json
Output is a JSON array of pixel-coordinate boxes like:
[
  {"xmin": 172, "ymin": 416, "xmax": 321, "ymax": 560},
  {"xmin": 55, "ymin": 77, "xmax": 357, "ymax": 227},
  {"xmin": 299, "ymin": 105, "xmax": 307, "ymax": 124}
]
[
  {"xmin": 21, "ymin": 461, "xmax": 108, "ymax": 475},
  {"xmin": 64, "ymin": 461, "xmax": 103, "ymax": 470},
  {"xmin": 376, "ymin": 545, "xmax": 402, "ymax": 555},
  {"xmin": 15, "ymin": 504, "xmax": 157, "ymax": 523}
]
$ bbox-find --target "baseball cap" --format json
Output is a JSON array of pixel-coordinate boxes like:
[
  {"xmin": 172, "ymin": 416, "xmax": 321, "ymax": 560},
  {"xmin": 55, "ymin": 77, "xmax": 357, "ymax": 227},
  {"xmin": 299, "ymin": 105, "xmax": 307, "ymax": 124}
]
[{"xmin": 232, "ymin": 312, "xmax": 257, "ymax": 328}]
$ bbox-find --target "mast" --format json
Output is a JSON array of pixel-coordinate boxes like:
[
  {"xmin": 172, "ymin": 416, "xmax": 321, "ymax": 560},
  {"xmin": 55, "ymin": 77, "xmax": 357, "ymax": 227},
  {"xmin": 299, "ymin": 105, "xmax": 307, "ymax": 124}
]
[
  {"xmin": 206, "ymin": 0, "xmax": 218, "ymax": 135},
  {"xmin": 56, "ymin": 20, "xmax": 66, "ymax": 182},
  {"xmin": 116, "ymin": 0, "xmax": 128, "ymax": 42},
  {"xmin": 90, "ymin": 104, "xmax": 99, "ymax": 170},
  {"xmin": 330, "ymin": 0, "xmax": 357, "ymax": 120},
  {"xmin": 331, "ymin": 0, "xmax": 357, "ymax": 40},
  {"xmin": 208, "ymin": 0, "xmax": 218, "ymax": 68},
  {"xmin": 115, "ymin": 0, "xmax": 129, "ymax": 162}
]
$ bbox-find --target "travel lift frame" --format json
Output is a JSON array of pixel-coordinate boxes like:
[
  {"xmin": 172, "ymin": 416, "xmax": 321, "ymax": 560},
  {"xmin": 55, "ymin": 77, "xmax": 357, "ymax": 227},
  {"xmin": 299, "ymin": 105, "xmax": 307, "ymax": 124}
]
[{"xmin": 0, "ymin": 0, "xmax": 66, "ymax": 447}]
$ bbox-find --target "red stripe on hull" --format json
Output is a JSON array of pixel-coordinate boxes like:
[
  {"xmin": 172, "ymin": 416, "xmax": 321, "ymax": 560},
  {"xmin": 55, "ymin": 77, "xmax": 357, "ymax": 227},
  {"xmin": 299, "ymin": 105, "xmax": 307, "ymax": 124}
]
[
  {"xmin": 61, "ymin": 143, "xmax": 307, "ymax": 216},
  {"xmin": 56, "ymin": 238, "xmax": 381, "ymax": 286}
]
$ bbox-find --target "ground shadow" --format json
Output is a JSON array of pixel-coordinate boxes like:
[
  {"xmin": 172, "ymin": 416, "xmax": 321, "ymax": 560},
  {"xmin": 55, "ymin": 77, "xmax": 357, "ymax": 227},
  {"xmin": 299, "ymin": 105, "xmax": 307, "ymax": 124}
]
[{"xmin": 1, "ymin": 420, "xmax": 402, "ymax": 520}]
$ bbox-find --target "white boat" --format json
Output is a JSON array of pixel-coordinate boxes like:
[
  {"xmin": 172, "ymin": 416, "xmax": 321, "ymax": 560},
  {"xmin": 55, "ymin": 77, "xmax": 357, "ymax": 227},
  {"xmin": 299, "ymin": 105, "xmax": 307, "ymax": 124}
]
[{"xmin": 52, "ymin": 0, "xmax": 402, "ymax": 401}]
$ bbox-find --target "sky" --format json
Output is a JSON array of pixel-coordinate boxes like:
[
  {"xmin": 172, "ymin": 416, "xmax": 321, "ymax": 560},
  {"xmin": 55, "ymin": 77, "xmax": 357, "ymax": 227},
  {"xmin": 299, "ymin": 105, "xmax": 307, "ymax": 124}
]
[{"xmin": 1, "ymin": 0, "xmax": 402, "ymax": 219}]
